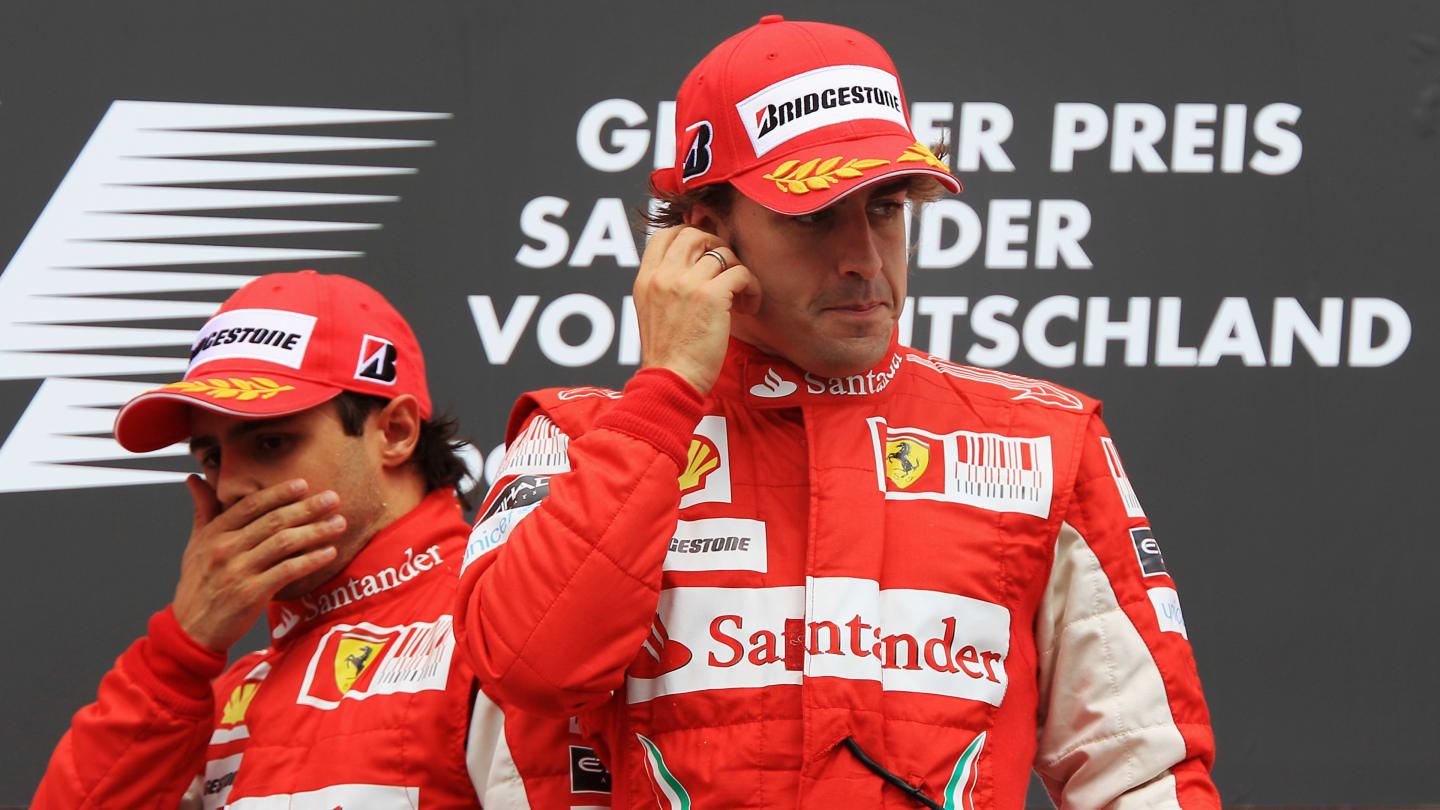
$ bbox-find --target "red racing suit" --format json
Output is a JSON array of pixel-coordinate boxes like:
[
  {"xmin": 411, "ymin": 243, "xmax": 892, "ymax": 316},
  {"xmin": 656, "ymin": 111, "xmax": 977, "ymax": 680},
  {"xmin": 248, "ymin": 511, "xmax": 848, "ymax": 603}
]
[
  {"xmin": 457, "ymin": 337, "xmax": 1219, "ymax": 809},
  {"xmin": 34, "ymin": 490, "xmax": 611, "ymax": 810}
]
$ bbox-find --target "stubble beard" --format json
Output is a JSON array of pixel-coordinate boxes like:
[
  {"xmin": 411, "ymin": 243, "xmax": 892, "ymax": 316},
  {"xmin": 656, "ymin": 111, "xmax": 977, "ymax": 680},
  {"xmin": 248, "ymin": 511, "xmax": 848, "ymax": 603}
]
[
  {"xmin": 723, "ymin": 217, "xmax": 899, "ymax": 377},
  {"xmin": 272, "ymin": 441, "xmax": 388, "ymax": 602}
]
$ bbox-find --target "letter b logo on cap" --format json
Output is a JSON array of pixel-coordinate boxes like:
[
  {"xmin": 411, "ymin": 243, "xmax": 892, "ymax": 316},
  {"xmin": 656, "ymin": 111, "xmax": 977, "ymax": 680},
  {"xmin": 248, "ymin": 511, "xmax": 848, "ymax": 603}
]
[
  {"xmin": 682, "ymin": 121, "xmax": 713, "ymax": 183},
  {"xmin": 355, "ymin": 335, "xmax": 399, "ymax": 384}
]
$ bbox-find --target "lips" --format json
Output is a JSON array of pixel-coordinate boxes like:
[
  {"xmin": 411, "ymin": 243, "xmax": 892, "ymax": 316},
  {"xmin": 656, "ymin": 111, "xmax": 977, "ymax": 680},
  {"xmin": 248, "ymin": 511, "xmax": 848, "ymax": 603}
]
[{"xmin": 826, "ymin": 301, "xmax": 887, "ymax": 315}]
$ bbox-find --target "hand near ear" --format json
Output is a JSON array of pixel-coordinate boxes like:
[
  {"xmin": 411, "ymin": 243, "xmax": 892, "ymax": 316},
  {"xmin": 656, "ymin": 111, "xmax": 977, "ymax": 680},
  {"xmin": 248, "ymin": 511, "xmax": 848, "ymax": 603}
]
[{"xmin": 633, "ymin": 226, "xmax": 760, "ymax": 394}]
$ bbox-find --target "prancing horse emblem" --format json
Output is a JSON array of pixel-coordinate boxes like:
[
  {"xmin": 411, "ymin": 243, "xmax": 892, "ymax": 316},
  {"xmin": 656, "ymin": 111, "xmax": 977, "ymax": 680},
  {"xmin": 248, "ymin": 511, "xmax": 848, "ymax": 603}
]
[
  {"xmin": 334, "ymin": 633, "xmax": 389, "ymax": 694},
  {"xmin": 884, "ymin": 438, "xmax": 930, "ymax": 489}
]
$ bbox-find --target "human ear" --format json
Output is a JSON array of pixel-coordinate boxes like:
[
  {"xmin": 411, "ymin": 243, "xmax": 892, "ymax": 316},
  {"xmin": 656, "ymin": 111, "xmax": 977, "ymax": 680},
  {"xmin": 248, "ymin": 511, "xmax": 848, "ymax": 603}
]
[
  {"xmin": 684, "ymin": 203, "xmax": 732, "ymax": 242},
  {"xmin": 374, "ymin": 394, "xmax": 422, "ymax": 468}
]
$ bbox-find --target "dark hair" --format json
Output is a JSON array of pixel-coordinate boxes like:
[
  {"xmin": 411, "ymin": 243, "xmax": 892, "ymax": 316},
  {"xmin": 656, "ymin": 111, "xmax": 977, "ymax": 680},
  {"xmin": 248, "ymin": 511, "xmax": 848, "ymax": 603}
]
[
  {"xmin": 333, "ymin": 391, "xmax": 474, "ymax": 509},
  {"xmin": 643, "ymin": 142, "xmax": 952, "ymax": 231},
  {"xmin": 643, "ymin": 181, "xmax": 736, "ymax": 231}
]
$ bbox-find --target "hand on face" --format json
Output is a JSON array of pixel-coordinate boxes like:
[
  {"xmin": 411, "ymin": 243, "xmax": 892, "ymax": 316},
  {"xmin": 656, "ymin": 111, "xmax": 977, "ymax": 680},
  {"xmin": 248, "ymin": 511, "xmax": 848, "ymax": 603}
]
[
  {"xmin": 172, "ymin": 475, "xmax": 346, "ymax": 651},
  {"xmin": 634, "ymin": 225, "xmax": 761, "ymax": 394}
]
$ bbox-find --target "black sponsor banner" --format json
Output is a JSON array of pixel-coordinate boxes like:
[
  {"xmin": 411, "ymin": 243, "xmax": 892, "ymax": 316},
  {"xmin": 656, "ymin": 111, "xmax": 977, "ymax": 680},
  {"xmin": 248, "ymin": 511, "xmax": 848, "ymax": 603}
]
[{"xmin": 1, "ymin": 2, "xmax": 1437, "ymax": 806}]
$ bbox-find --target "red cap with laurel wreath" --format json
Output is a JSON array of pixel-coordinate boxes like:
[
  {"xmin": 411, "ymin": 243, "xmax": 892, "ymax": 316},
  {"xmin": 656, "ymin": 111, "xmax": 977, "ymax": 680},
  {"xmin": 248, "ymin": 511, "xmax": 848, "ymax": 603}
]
[
  {"xmin": 651, "ymin": 14, "xmax": 960, "ymax": 216},
  {"xmin": 113, "ymin": 270, "xmax": 430, "ymax": 453}
]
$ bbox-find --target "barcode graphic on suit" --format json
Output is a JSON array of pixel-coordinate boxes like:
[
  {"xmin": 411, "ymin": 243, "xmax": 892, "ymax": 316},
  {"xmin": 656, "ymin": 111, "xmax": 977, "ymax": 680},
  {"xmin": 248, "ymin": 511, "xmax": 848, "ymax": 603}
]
[
  {"xmin": 1100, "ymin": 437, "xmax": 1145, "ymax": 518},
  {"xmin": 956, "ymin": 433, "xmax": 1047, "ymax": 506}
]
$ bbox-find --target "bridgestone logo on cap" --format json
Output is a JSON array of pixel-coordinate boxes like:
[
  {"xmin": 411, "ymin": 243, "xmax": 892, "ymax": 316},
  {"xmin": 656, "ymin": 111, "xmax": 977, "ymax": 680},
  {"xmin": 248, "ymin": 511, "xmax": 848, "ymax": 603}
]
[
  {"xmin": 735, "ymin": 64, "xmax": 907, "ymax": 158},
  {"xmin": 187, "ymin": 308, "xmax": 317, "ymax": 372},
  {"xmin": 355, "ymin": 335, "xmax": 399, "ymax": 384},
  {"xmin": 681, "ymin": 120, "xmax": 714, "ymax": 183}
]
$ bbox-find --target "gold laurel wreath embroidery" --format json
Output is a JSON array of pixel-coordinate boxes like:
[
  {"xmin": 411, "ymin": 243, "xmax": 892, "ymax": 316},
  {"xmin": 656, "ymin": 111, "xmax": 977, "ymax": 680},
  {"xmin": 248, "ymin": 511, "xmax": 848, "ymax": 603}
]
[
  {"xmin": 896, "ymin": 141, "xmax": 951, "ymax": 173},
  {"xmin": 163, "ymin": 377, "xmax": 295, "ymax": 401},
  {"xmin": 762, "ymin": 156, "xmax": 892, "ymax": 194}
]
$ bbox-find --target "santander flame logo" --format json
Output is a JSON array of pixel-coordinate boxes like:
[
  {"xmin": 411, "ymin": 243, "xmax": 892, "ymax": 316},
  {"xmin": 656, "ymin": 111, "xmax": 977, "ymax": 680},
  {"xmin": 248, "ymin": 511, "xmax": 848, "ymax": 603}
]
[
  {"xmin": 631, "ymin": 614, "xmax": 692, "ymax": 678},
  {"xmin": 748, "ymin": 367, "xmax": 798, "ymax": 398}
]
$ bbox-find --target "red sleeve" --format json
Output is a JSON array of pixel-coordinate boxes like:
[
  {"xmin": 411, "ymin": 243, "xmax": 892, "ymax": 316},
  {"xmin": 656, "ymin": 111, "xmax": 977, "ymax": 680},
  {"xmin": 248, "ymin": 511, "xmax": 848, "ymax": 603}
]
[
  {"xmin": 1034, "ymin": 414, "xmax": 1220, "ymax": 809},
  {"xmin": 455, "ymin": 368, "xmax": 704, "ymax": 716},
  {"xmin": 31, "ymin": 606, "xmax": 227, "ymax": 810},
  {"xmin": 467, "ymin": 684, "xmax": 613, "ymax": 808}
]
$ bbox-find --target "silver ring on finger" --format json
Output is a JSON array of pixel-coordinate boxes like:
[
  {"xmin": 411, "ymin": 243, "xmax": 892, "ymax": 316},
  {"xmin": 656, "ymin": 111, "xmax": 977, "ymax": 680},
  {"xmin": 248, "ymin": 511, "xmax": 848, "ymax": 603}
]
[{"xmin": 702, "ymin": 249, "xmax": 728, "ymax": 272}]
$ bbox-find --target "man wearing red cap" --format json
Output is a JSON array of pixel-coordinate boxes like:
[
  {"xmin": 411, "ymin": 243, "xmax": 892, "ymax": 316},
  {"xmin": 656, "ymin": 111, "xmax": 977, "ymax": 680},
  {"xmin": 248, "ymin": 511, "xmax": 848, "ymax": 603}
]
[
  {"xmin": 34, "ymin": 271, "xmax": 609, "ymax": 809},
  {"xmin": 457, "ymin": 15, "xmax": 1219, "ymax": 810}
]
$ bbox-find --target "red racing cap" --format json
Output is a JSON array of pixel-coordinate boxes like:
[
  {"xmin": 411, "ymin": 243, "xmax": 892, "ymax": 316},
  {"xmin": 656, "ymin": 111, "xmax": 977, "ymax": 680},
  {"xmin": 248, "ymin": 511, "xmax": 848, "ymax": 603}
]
[
  {"xmin": 651, "ymin": 14, "xmax": 961, "ymax": 216},
  {"xmin": 113, "ymin": 270, "xmax": 431, "ymax": 453}
]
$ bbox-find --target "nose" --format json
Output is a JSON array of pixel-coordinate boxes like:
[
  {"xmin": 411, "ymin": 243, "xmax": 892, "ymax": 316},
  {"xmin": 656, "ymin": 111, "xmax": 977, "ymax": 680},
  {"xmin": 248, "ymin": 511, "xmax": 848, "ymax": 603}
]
[
  {"xmin": 832, "ymin": 203, "xmax": 884, "ymax": 280},
  {"xmin": 213, "ymin": 460, "xmax": 262, "ymax": 511}
]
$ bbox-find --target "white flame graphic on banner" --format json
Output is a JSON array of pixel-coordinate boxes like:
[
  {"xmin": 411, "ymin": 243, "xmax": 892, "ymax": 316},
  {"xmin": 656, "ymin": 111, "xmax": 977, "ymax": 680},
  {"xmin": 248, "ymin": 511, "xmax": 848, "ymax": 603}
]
[{"xmin": 0, "ymin": 101, "xmax": 447, "ymax": 493}]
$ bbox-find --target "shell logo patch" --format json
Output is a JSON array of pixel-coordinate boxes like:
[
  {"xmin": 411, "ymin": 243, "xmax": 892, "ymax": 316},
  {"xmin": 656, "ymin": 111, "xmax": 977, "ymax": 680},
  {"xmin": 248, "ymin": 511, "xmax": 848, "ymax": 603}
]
[
  {"xmin": 220, "ymin": 682, "xmax": 260, "ymax": 725},
  {"xmin": 677, "ymin": 415, "xmax": 731, "ymax": 509},
  {"xmin": 679, "ymin": 435, "xmax": 720, "ymax": 494},
  {"xmin": 334, "ymin": 632, "xmax": 389, "ymax": 694},
  {"xmin": 884, "ymin": 437, "xmax": 930, "ymax": 489}
]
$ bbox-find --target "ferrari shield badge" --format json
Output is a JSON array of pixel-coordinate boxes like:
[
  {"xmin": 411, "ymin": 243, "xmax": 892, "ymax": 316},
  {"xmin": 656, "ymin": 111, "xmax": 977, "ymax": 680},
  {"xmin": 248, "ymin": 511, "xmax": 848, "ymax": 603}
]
[
  {"xmin": 885, "ymin": 438, "xmax": 929, "ymax": 489},
  {"xmin": 334, "ymin": 632, "xmax": 388, "ymax": 694}
]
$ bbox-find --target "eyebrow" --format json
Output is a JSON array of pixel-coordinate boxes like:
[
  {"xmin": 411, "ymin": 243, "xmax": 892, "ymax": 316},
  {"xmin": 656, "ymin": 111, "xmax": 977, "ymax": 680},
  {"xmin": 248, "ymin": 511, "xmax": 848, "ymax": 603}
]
[
  {"xmin": 188, "ymin": 414, "xmax": 302, "ymax": 453},
  {"xmin": 868, "ymin": 178, "xmax": 912, "ymax": 197}
]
